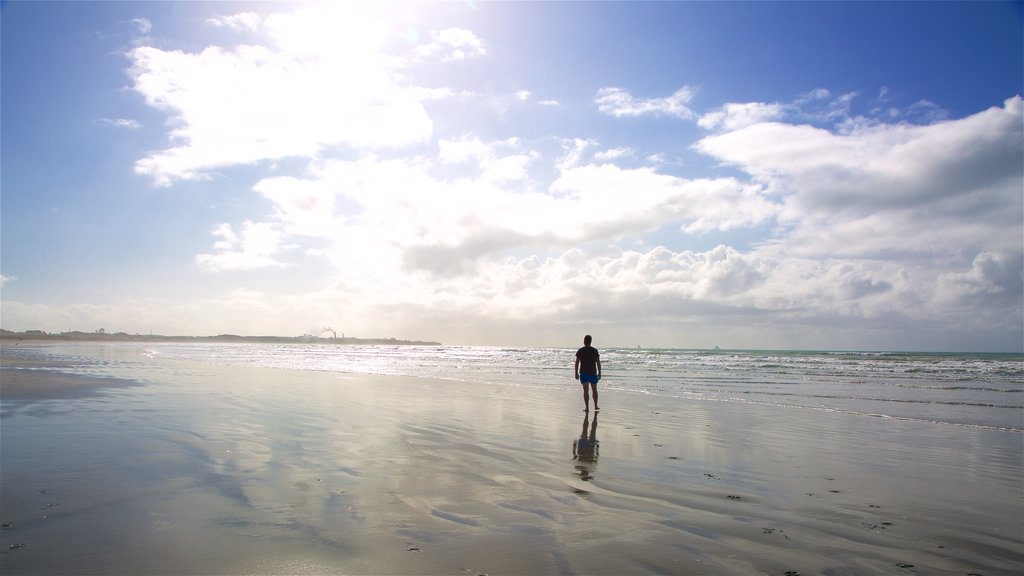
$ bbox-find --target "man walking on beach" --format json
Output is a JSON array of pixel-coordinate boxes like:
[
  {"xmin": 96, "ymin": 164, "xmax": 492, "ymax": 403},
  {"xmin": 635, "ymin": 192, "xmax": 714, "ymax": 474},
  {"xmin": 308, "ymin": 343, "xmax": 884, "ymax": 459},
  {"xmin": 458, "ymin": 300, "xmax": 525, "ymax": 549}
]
[{"xmin": 575, "ymin": 334, "xmax": 601, "ymax": 412}]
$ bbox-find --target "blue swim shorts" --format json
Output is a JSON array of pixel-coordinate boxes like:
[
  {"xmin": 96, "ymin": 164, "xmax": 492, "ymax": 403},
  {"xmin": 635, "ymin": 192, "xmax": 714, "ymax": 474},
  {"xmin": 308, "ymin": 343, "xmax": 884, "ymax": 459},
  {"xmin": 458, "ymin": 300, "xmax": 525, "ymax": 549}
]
[{"xmin": 580, "ymin": 373, "xmax": 600, "ymax": 385}]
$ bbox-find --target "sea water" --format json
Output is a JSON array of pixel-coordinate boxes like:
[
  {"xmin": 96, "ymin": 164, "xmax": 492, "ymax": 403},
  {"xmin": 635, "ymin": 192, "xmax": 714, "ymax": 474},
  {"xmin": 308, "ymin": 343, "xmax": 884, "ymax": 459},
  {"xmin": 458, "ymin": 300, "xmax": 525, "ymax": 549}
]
[{"xmin": 8, "ymin": 343, "xmax": 1022, "ymax": 432}]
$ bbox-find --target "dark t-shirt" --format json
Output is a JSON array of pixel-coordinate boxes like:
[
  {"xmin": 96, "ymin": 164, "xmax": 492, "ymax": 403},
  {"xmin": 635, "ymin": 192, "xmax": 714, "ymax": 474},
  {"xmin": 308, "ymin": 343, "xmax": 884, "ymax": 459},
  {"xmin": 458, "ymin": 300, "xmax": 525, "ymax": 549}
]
[{"xmin": 576, "ymin": 345, "xmax": 600, "ymax": 375}]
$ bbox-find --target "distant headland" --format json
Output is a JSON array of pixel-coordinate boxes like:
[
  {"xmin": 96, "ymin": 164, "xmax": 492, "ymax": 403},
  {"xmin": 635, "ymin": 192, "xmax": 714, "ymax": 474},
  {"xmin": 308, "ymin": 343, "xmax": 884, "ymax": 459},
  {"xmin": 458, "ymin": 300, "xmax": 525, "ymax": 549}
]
[{"xmin": 0, "ymin": 329, "xmax": 440, "ymax": 346}]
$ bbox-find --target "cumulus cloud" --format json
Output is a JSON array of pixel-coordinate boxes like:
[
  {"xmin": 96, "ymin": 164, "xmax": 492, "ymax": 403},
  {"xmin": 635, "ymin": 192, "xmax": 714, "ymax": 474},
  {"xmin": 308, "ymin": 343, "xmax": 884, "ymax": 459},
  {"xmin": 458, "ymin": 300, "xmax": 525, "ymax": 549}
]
[
  {"xmin": 698, "ymin": 102, "xmax": 784, "ymax": 132},
  {"xmin": 594, "ymin": 86, "xmax": 697, "ymax": 119},
  {"xmin": 594, "ymin": 147, "xmax": 632, "ymax": 161},
  {"xmin": 129, "ymin": 6, "xmax": 435, "ymax": 186},
  {"xmin": 414, "ymin": 27, "xmax": 487, "ymax": 62},
  {"xmin": 195, "ymin": 221, "xmax": 288, "ymax": 271},
  {"xmin": 107, "ymin": 5, "xmax": 1021, "ymax": 349},
  {"xmin": 937, "ymin": 251, "xmax": 1024, "ymax": 308},
  {"xmin": 437, "ymin": 136, "xmax": 533, "ymax": 183},
  {"xmin": 214, "ymin": 136, "xmax": 779, "ymax": 286},
  {"xmin": 695, "ymin": 96, "xmax": 1024, "ymax": 260},
  {"xmin": 316, "ymin": 241, "xmax": 993, "ymax": 343},
  {"xmin": 206, "ymin": 12, "xmax": 261, "ymax": 31}
]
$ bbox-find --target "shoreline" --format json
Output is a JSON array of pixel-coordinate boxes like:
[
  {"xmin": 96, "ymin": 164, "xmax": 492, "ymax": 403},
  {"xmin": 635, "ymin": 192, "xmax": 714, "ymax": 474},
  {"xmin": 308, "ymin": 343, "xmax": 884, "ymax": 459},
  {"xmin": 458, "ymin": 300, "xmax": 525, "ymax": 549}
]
[{"xmin": 2, "ymin": 344, "xmax": 1021, "ymax": 575}]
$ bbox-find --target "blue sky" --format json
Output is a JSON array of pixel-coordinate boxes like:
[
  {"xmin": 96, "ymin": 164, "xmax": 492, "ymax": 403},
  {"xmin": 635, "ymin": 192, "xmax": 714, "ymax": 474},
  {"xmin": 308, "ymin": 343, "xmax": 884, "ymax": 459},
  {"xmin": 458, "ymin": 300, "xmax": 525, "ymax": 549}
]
[{"xmin": 2, "ymin": 1, "xmax": 1022, "ymax": 351}]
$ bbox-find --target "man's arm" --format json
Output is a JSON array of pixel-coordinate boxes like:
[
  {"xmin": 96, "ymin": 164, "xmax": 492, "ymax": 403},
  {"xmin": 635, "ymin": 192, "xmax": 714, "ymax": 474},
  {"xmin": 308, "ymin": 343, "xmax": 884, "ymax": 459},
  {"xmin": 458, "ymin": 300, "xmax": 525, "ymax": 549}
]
[
  {"xmin": 597, "ymin": 358, "xmax": 602, "ymax": 379},
  {"xmin": 574, "ymin": 356, "xmax": 580, "ymax": 379}
]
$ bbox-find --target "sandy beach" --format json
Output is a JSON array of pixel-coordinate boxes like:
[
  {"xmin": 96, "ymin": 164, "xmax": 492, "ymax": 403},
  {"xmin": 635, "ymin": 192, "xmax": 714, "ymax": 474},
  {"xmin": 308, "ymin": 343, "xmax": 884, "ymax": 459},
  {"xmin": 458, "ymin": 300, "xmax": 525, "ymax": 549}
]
[{"xmin": 1, "ymin": 344, "xmax": 1021, "ymax": 575}]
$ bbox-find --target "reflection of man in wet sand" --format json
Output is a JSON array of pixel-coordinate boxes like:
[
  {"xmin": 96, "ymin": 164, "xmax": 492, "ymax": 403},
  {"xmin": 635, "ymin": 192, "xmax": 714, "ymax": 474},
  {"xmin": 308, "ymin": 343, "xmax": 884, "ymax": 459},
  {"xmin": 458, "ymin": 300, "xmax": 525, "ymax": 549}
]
[
  {"xmin": 572, "ymin": 412, "xmax": 599, "ymax": 480},
  {"xmin": 574, "ymin": 334, "xmax": 601, "ymax": 412}
]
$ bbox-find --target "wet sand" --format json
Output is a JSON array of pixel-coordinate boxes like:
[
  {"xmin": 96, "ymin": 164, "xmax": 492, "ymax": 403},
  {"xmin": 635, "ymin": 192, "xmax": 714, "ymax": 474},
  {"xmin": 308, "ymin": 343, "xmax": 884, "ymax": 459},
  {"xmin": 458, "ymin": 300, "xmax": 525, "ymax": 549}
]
[{"xmin": 1, "ymin": 344, "xmax": 1022, "ymax": 575}]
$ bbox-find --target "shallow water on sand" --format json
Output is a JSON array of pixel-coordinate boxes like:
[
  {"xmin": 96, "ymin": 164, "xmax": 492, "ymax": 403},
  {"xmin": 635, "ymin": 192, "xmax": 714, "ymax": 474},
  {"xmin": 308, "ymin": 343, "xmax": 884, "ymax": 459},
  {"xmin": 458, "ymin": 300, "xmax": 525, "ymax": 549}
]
[
  {"xmin": 119, "ymin": 342, "xmax": 1024, "ymax": 430},
  {"xmin": 1, "ymin": 343, "xmax": 1022, "ymax": 575}
]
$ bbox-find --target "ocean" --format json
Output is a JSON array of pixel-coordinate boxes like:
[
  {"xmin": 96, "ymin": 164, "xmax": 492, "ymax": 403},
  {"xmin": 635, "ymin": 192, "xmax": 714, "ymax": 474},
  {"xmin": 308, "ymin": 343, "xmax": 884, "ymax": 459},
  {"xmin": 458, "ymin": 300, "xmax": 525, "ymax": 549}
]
[{"xmin": 10, "ymin": 342, "xmax": 1023, "ymax": 432}]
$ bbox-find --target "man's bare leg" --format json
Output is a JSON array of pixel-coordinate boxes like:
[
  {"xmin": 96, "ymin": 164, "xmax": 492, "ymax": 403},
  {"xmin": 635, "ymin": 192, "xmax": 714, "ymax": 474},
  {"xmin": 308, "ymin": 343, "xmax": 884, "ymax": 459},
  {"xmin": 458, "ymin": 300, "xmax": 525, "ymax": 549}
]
[
  {"xmin": 582, "ymin": 385, "xmax": 590, "ymax": 411},
  {"xmin": 591, "ymin": 383, "xmax": 599, "ymax": 411}
]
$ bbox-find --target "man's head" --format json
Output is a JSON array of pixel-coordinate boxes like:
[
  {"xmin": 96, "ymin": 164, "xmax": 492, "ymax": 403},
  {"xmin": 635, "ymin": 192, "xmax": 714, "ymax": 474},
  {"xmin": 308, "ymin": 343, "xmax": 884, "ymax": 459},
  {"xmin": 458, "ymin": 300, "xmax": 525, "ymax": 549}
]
[{"xmin": 584, "ymin": 335, "xmax": 592, "ymax": 346}]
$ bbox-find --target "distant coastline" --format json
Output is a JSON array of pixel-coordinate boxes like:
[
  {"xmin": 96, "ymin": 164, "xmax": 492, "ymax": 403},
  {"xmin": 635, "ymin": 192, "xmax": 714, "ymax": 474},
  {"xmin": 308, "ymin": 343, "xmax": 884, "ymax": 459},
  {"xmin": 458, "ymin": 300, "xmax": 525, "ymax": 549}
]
[{"xmin": 0, "ymin": 329, "xmax": 441, "ymax": 346}]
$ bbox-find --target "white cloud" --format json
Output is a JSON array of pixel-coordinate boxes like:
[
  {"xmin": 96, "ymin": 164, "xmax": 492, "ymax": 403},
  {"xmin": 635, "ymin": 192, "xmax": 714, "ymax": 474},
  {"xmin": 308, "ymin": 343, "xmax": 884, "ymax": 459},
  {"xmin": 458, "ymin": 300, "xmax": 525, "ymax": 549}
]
[
  {"xmin": 936, "ymin": 251, "xmax": 1023, "ymax": 308},
  {"xmin": 594, "ymin": 86, "xmax": 697, "ymax": 119},
  {"xmin": 698, "ymin": 102, "xmax": 784, "ymax": 132},
  {"xmin": 555, "ymin": 138, "xmax": 595, "ymax": 171},
  {"xmin": 700, "ymin": 90, "xmax": 947, "ymax": 134},
  {"xmin": 206, "ymin": 12, "xmax": 261, "ymax": 31},
  {"xmin": 253, "ymin": 176, "xmax": 343, "ymax": 239},
  {"xmin": 131, "ymin": 17, "xmax": 152, "ymax": 35},
  {"xmin": 793, "ymin": 87, "xmax": 857, "ymax": 123},
  {"xmin": 905, "ymin": 99, "xmax": 950, "ymax": 124},
  {"xmin": 695, "ymin": 96, "xmax": 1024, "ymax": 260},
  {"xmin": 0, "ymin": 275, "xmax": 14, "ymax": 287},
  {"xmin": 105, "ymin": 4, "xmax": 1021, "ymax": 350},
  {"xmin": 437, "ymin": 136, "xmax": 533, "ymax": 183},
  {"xmin": 548, "ymin": 164, "xmax": 777, "ymax": 236},
  {"xmin": 129, "ymin": 6, "xmax": 434, "ymax": 186},
  {"xmin": 216, "ymin": 139, "xmax": 777, "ymax": 284},
  {"xmin": 4, "ymin": 235, "xmax": 1018, "ymax": 347},
  {"xmin": 414, "ymin": 27, "xmax": 486, "ymax": 62},
  {"xmin": 195, "ymin": 221, "xmax": 288, "ymax": 271},
  {"xmin": 99, "ymin": 117, "xmax": 141, "ymax": 129},
  {"xmin": 438, "ymin": 135, "xmax": 491, "ymax": 164},
  {"xmin": 594, "ymin": 147, "xmax": 632, "ymax": 161}
]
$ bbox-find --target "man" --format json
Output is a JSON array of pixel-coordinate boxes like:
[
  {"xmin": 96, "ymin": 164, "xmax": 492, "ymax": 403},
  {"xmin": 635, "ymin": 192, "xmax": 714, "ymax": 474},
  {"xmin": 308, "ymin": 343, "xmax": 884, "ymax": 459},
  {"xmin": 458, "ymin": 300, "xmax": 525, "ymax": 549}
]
[{"xmin": 574, "ymin": 334, "xmax": 601, "ymax": 412}]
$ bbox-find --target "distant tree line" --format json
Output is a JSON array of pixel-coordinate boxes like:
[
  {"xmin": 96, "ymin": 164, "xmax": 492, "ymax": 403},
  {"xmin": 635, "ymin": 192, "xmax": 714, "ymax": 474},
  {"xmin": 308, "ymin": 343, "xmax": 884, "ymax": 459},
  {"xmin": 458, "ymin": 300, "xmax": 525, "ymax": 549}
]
[{"xmin": 0, "ymin": 329, "xmax": 440, "ymax": 346}]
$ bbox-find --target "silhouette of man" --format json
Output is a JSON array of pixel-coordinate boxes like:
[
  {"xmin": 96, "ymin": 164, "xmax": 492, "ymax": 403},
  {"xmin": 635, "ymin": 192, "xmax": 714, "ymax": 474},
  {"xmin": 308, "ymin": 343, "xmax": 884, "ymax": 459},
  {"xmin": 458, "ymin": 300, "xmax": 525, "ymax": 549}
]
[{"xmin": 574, "ymin": 334, "xmax": 601, "ymax": 412}]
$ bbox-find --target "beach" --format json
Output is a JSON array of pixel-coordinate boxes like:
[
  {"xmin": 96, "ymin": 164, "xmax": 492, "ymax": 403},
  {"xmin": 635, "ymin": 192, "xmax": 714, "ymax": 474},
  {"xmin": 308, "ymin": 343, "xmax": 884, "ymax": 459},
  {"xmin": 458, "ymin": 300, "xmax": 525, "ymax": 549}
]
[{"xmin": 1, "ymin": 343, "xmax": 1021, "ymax": 575}]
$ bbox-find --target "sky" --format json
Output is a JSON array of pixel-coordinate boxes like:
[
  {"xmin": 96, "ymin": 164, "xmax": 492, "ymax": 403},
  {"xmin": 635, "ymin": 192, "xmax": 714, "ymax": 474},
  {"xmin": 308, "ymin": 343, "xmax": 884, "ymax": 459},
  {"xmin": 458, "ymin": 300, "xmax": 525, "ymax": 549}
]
[{"xmin": 1, "ymin": 1, "xmax": 1022, "ymax": 351}]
